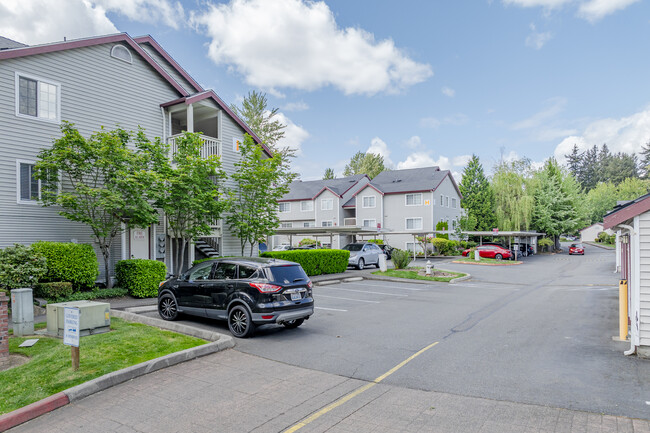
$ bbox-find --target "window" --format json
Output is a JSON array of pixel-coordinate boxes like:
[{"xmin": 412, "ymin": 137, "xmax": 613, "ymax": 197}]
[
  {"xmin": 15, "ymin": 73, "xmax": 60, "ymax": 122},
  {"xmin": 189, "ymin": 262, "xmax": 213, "ymax": 281},
  {"xmin": 110, "ymin": 45, "xmax": 132, "ymax": 63},
  {"xmin": 301, "ymin": 200, "xmax": 313, "ymax": 211},
  {"xmin": 452, "ymin": 198, "xmax": 457, "ymax": 209},
  {"xmin": 303, "ymin": 221, "xmax": 315, "ymax": 228},
  {"xmin": 214, "ymin": 263, "xmax": 237, "ymax": 280},
  {"xmin": 406, "ymin": 193, "xmax": 422, "ymax": 206},
  {"xmin": 321, "ymin": 220, "xmax": 333, "ymax": 227},
  {"xmin": 16, "ymin": 160, "xmax": 56, "ymax": 204},
  {"xmin": 446, "ymin": 196, "xmax": 449, "ymax": 207},
  {"xmin": 406, "ymin": 218, "xmax": 423, "ymax": 230},
  {"xmin": 238, "ymin": 265, "xmax": 260, "ymax": 279},
  {"xmin": 321, "ymin": 198, "xmax": 333, "ymax": 210},
  {"xmin": 280, "ymin": 222, "xmax": 293, "ymax": 228},
  {"xmin": 362, "ymin": 196, "xmax": 376, "ymax": 208},
  {"xmin": 278, "ymin": 202, "xmax": 291, "ymax": 213},
  {"xmin": 363, "ymin": 219, "xmax": 376, "ymax": 228}
]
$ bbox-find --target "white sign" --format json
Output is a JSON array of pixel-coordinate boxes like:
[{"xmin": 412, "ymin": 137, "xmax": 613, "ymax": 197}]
[
  {"xmin": 63, "ymin": 307, "xmax": 80, "ymax": 347},
  {"xmin": 233, "ymin": 137, "xmax": 243, "ymax": 152}
]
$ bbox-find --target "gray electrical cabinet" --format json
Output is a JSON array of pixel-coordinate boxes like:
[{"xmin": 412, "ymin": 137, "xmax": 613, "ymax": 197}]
[
  {"xmin": 11, "ymin": 288, "xmax": 34, "ymax": 337},
  {"xmin": 46, "ymin": 301, "xmax": 111, "ymax": 337}
]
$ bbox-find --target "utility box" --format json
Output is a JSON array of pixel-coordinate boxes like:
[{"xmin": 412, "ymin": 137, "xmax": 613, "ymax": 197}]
[
  {"xmin": 11, "ymin": 288, "xmax": 34, "ymax": 337},
  {"xmin": 46, "ymin": 301, "xmax": 110, "ymax": 337}
]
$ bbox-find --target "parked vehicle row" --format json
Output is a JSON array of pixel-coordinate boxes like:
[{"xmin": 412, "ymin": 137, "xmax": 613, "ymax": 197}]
[
  {"xmin": 462, "ymin": 244, "xmax": 513, "ymax": 260},
  {"xmin": 158, "ymin": 257, "xmax": 314, "ymax": 338}
]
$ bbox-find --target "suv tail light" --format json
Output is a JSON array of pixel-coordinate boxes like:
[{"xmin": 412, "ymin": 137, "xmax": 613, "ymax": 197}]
[{"xmin": 249, "ymin": 282, "xmax": 282, "ymax": 293}]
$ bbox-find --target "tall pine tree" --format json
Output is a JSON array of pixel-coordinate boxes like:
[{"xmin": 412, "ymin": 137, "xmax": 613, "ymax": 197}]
[{"xmin": 459, "ymin": 155, "xmax": 496, "ymax": 231}]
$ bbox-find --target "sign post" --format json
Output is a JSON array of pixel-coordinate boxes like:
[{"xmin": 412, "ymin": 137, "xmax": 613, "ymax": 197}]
[{"xmin": 63, "ymin": 307, "xmax": 80, "ymax": 370}]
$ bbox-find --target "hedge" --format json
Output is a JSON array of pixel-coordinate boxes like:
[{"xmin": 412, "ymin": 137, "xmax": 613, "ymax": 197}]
[
  {"xmin": 31, "ymin": 241, "xmax": 98, "ymax": 290},
  {"xmin": 34, "ymin": 282, "xmax": 74, "ymax": 299},
  {"xmin": 261, "ymin": 249, "xmax": 350, "ymax": 276},
  {"xmin": 115, "ymin": 259, "xmax": 167, "ymax": 298}
]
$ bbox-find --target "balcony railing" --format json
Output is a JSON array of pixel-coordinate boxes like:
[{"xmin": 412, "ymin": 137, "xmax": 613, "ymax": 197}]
[
  {"xmin": 167, "ymin": 134, "xmax": 221, "ymax": 160},
  {"xmin": 343, "ymin": 218, "xmax": 356, "ymax": 227}
]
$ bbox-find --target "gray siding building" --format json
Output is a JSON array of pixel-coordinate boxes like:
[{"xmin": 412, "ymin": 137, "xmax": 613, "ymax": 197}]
[{"xmin": 0, "ymin": 33, "xmax": 270, "ymax": 281}]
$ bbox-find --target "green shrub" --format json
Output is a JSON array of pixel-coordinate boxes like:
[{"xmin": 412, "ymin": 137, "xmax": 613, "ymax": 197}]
[
  {"xmin": 538, "ymin": 238, "xmax": 554, "ymax": 252},
  {"xmin": 298, "ymin": 238, "xmax": 321, "ymax": 247},
  {"xmin": 34, "ymin": 281, "xmax": 74, "ymax": 299},
  {"xmin": 0, "ymin": 244, "xmax": 47, "ymax": 290},
  {"xmin": 436, "ymin": 221, "xmax": 449, "ymax": 239},
  {"xmin": 31, "ymin": 241, "xmax": 98, "ymax": 290},
  {"xmin": 115, "ymin": 259, "xmax": 167, "ymax": 298},
  {"xmin": 261, "ymin": 250, "xmax": 349, "ymax": 276},
  {"xmin": 367, "ymin": 239, "xmax": 384, "ymax": 245},
  {"xmin": 57, "ymin": 287, "xmax": 128, "ymax": 302},
  {"xmin": 391, "ymin": 249, "xmax": 412, "ymax": 269}
]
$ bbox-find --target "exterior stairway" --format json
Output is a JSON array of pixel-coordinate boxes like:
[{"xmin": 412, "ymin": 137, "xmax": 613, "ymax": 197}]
[{"xmin": 195, "ymin": 238, "xmax": 220, "ymax": 258}]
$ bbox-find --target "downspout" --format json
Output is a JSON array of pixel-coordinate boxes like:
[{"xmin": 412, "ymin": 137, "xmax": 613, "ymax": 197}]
[{"xmin": 617, "ymin": 223, "xmax": 636, "ymax": 356}]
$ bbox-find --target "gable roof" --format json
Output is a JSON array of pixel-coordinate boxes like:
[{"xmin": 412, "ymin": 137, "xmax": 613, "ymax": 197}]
[
  {"xmin": 0, "ymin": 36, "xmax": 27, "ymax": 50},
  {"xmin": 603, "ymin": 192, "xmax": 650, "ymax": 230},
  {"xmin": 281, "ymin": 175, "xmax": 369, "ymax": 201},
  {"xmin": 365, "ymin": 166, "xmax": 462, "ymax": 197},
  {"xmin": 0, "ymin": 32, "xmax": 268, "ymax": 152}
]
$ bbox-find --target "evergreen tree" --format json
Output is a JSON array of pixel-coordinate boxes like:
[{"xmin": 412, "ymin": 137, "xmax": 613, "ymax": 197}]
[
  {"xmin": 458, "ymin": 155, "xmax": 496, "ymax": 231},
  {"xmin": 605, "ymin": 152, "xmax": 638, "ymax": 184},
  {"xmin": 578, "ymin": 145, "xmax": 599, "ymax": 191},
  {"xmin": 565, "ymin": 144, "xmax": 583, "ymax": 179},
  {"xmin": 323, "ymin": 168, "xmax": 336, "ymax": 180},
  {"xmin": 640, "ymin": 141, "xmax": 650, "ymax": 178}
]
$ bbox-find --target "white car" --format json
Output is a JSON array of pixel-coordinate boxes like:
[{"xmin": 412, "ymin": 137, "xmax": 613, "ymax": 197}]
[{"xmin": 273, "ymin": 244, "xmax": 292, "ymax": 251}]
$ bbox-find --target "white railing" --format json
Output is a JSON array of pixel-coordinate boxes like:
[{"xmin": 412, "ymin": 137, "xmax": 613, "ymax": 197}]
[
  {"xmin": 343, "ymin": 218, "xmax": 356, "ymax": 226},
  {"xmin": 167, "ymin": 134, "xmax": 221, "ymax": 159}
]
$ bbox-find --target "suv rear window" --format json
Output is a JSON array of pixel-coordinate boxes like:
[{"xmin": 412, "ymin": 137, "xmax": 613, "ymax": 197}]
[{"xmin": 266, "ymin": 265, "xmax": 309, "ymax": 284}]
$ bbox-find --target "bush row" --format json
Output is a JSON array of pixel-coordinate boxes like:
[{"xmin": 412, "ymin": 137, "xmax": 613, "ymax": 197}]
[
  {"xmin": 31, "ymin": 241, "xmax": 98, "ymax": 290},
  {"xmin": 116, "ymin": 259, "xmax": 167, "ymax": 298},
  {"xmin": 261, "ymin": 249, "xmax": 350, "ymax": 276},
  {"xmin": 596, "ymin": 231, "xmax": 616, "ymax": 244}
]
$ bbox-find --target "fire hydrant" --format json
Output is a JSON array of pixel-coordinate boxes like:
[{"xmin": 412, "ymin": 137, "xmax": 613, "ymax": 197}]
[{"xmin": 425, "ymin": 260, "xmax": 433, "ymax": 276}]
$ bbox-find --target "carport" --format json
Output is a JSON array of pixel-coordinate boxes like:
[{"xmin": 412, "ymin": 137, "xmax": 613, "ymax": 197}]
[{"xmin": 271, "ymin": 226, "xmax": 385, "ymax": 249}]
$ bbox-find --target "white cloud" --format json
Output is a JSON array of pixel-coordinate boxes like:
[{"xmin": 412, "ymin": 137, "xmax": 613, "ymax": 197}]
[
  {"xmin": 441, "ymin": 86, "xmax": 455, "ymax": 97},
  {"xmin": 525, "ymin": 23, "xmax": 552, "ymax": 49},
  {"xmin": 190, "ymin": 0, "xmax": 432, "ymax": 95},
  {"xmin": 282, "ymin": 101, "xmax": 309, "ymax": 112},
  {"xmin": 404, "ymin": 136, "xmax": 423, "ymax": 149},
  {"xmin": 398, "ymin": 152, "xmax": 449, "ymax": 170},
  {"xmin": 367, "ymin": 137, "xmax": 394, "ymax": 168},
  {"xmin": 420, "ymin": 113, "xmax": 469, "ymax": 129},
  {"xmin": 578, "ymin": 0, "xmax": 640, "ymax": 22},
  {"xmin": 512, "ymin": 97, "xmax": 567, "ymax": 130},
  {"xmin": 502, "ymin": 0, "xmax": 571, "ymax": 9},
  {"xmin": 452, "ymin": 155, "xmax": 472, "ymax": 167},
  {"xmin": 553, "ymin": 107, "xmax": 650, "ymax": 164},
  {"xmin": 0, "ymin": 0, "xmax": 184, "ymax": 45},
  {"xmin": 274, "ymin": 112, "xmax": 309, "ymax": 156}
]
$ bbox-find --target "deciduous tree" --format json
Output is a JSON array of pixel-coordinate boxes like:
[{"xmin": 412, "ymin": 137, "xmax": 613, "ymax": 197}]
[{"xmin": 342, "ymin": 151, "xmax": 387, "ymax": 179}]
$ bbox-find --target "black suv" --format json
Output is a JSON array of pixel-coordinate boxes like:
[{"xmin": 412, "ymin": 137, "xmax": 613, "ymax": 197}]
[{"xmin": 158, "ymin": 257, "xmax": 314, "ymax": 338}]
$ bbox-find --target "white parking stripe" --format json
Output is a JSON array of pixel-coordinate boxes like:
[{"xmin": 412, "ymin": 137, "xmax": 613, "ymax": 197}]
[
  {"xmin": 317, "ymin": 294, "xmax": 381, "ymax": 303},
  {"xmin": 315, "ymin": 306, "xmax": 348, "ymax": 312},
  {"xmin": 344, "ymin": 281, "xmax": 423, "ymax": 291},
  {"xmin": 320, "ymin": 286, "xmax": 408, "ymax": 297}
]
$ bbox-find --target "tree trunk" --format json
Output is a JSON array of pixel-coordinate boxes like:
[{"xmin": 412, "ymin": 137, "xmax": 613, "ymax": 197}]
[
  {"xmin": 101, "ymin": 247, "xmax": 112, "ymax": 289},
  {"xmin": 178, "ymin": 238, "xmax": 187, "ymax": 275},
  {"xmin": 249, "ymin": 242, "xmax": 254, "ymax": 257}
]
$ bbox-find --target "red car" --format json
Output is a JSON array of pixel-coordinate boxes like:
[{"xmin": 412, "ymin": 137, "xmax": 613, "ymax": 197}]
[
  {"xmin": 462, "ymin": 245, "xmax": 512, "ymax": 260},
  {"xmin": 569, "ymin": 243, "xmax": 585, "ymax": 255}
]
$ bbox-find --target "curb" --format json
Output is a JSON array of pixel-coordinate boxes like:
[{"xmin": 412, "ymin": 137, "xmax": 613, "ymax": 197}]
[
  {"xmin": 0, "ymin": 311, "xmax": 234, "ymax": 431},
  {"xmin": 362, "ymin": 272, "xmax": 471, "ymax": 285},
  {"xmin": 451, "ymin": 260, "xmax": 523, "ymax": 266},
  {"xmin": 449, "ymin": 274, "xmax": 472, "ymax": 284},
  {"xmin": 583, "ymin": 241, "xmax": 615, "ymax": 250}
]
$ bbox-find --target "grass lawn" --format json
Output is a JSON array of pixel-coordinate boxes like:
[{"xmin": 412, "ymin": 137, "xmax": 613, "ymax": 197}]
[
  {"xmin": 453, "ymin": 257, "xmax": 522, "ymax": 265},
  {"xmin": 0, "ymin": 317, "xmax": 207, "ymax": 415},
  {"xmin": 372, "ymin": 268, "xmax": 466, "ymax": 282}
]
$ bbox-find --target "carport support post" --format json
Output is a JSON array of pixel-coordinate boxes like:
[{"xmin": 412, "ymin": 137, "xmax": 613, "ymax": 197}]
[{"xmin": 413, "ymin": 234, "xmax": 417, "ymax": 261}]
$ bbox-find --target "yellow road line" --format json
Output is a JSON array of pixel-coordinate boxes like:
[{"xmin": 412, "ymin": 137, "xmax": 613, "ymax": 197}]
[{"xmin": 283, "ymin": 341, "xmax": 439, "ymax": 433}]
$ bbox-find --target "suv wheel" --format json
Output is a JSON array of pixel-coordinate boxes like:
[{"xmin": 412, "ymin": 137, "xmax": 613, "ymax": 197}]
[
  {"xmin": 158, "ymin": 294, "xmax": 178, "ymax": 321},
  {"xmin": 283, "ymin": 318, "xmax": 304, "ymax": 329},
  {"xmin": 357, "ymin": 258, "xmax": 365, "ymax": 270},
  {"xmin": 228, "ymin": 305, "xmax": 255, "ymax": 338}
]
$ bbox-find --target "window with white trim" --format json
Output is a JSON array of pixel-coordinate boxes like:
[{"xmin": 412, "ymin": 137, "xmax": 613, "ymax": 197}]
[
  {"xmin": 452, "ymin": 198, "xmax": 457, "ymax": 209},
  {"xmin": 362, "ymin": 219, "xmax": 376, "ymax": 228},
  {"xmin": 280, "ymin": 222, "xmax": 293, "ymax": 228},
  {"xmin": 362, "ymin": 196, "xmax": 376, "ymax": 208},
  {"xmin": 446, "ymin": 196, "xmax": 449, "ymax": 207},
  {"xmin": 110, "ymin": 45, "xmax": 132, "ymax": 64},
  {"xmin": 16, "ymin": 160, "xmax": 56, "ymax": 204},
  {"xmin": 406, "ymin": 217, "xmax": 423, "ymax": 230},
  {"xmin": 321, "ymin": 198, "xmax": 333, "ymax": 210},
  {"xmin": 440, "ymin": 194, "xmax": 444, "ymax": 206},
  {"xmin": 300, "ymin": 200, "xmax": 313, "ymax": 211},
  {"xmin": 278, "ymin": 202, "xmax": 291, "ymax": 213},
  {"xmin": 405, "ymin": 193, "xmax": 422, "ymax": 206},
  {"xmin": 303, "ymin": 221, "xmax": 315, "ymax": 228},
  {"xmin": 15, "ymin": 73, "xmax": 60, "ymax": 122},
  {"xmin": 321, "ymin": 220, "xmax": 333, "ymax": 227}
]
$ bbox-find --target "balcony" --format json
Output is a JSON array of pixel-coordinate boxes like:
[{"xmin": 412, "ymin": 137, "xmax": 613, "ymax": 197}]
[
  {"xmin": 343, "ymin": 218, "xmax": 357, "ymax": 227},
  {"xmin": 167, "ymin": 134, "xmax": 221, "ymax": 160}
]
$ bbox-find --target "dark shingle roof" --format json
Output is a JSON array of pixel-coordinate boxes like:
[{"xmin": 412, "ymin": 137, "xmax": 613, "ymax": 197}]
[
  {"xmin": 281, "ymin": 175, "xmax": 368, "ymax": 201},
  {"xmin": 0, "ymin": 36, "xmax": 27, "ymax": 50},
  {"xmin": 369, "ymin": 166, "xmax": 448, "ymax": 194}
]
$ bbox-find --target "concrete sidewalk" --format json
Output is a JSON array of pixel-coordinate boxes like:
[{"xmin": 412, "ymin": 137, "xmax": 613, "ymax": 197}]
[{"xmin": 9, "ymin": 350, "xmax": 650, "ymax": 433}]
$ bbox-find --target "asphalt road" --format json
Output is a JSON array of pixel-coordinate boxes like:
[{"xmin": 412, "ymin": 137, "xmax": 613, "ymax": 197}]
[{"xmin": 142, "ymin": 243, "xmax": 649, "ymax": 419}]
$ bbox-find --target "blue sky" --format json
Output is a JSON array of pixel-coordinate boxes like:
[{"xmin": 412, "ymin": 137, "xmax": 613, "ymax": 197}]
[{"xmin": 2, "ymin": 0, "xmax": 649, "ymax": 180}]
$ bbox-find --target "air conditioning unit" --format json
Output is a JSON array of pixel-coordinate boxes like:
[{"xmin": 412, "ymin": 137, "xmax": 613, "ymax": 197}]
[{"xmin": 46, "ymin": 300, "xmax": 111, "ymax": 337}]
